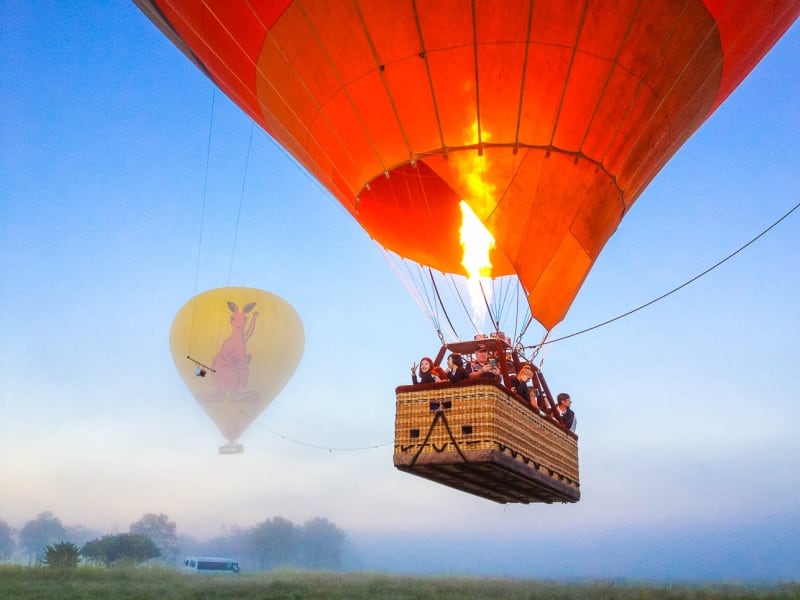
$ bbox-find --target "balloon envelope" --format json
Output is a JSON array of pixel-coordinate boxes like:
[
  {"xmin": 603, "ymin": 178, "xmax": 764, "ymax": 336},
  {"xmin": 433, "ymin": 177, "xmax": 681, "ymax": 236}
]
[
  {"xmin": 170, "ymin": 287, "xmax": 304, "ymax": 443},
  {"xmin": 138, "ymin": 0, "xmax": 799, "ymax": 329}
]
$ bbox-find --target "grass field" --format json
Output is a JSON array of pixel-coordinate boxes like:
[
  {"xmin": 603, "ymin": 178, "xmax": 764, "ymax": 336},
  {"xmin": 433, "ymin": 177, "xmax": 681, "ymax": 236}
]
[{"xmin": 0, "ymin": 566, "xmax": 798, "ymax": 599}]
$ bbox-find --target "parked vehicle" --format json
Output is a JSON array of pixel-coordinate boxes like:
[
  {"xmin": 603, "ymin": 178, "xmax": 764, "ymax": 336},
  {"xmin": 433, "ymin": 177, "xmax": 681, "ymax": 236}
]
[{"xmin": 182, "ymin": 556, "xmax": 240, "ymax": 574}]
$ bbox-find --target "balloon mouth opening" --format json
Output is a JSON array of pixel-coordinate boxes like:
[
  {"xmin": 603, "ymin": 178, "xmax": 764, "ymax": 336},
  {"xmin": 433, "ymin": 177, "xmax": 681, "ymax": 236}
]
[{"xmin": 355, "ymin": 159, "xmax": 515, "ymax": 279}]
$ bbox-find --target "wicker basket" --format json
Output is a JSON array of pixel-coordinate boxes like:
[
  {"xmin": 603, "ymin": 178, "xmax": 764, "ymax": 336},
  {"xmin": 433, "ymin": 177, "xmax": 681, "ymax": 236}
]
[{"xmin": 394, "ymin": 380, "xmax": 580, "ymax": 504}]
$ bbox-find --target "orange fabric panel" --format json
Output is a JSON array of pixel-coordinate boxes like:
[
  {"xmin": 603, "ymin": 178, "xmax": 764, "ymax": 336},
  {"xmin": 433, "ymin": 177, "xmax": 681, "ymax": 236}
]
[
  {"xmin": 357, "ymin": 1, "xmax": 420, "ymax": 65},
  {"xmin": 526, "ymin": 233, "xmax": 593, "ymax": 329},
  {"xmin": 358, "ymin": 1, "xmax": 443, "ymax": 154},
  {"xmin": 346, "ymin": 70, "xmax": 410, "ymax": 171},
  {"xmin": 553, "ymin": 50, "xmax": 616, "ymax": 151},
  {"xmin": 319, "ymin": 88, "xmax": 383, "ymax": 188},
  {"xmin": 476, "ymin": 0, "xmax": 530, "ymax": 43},
  {"xmin": 473, "ymin": 0, "xmax": 531, "ymax": 146},
  {"xmin": 490, "ymin": 148, "xmax": 549, "ymax": 264},
  {"xmin": 517, "ymin": 42, "xmax": 572, "ymax": 146},
  {"xmin": 307, "ymin": 98, "xmax": 365, "ymax": 195},
  {"xmin": 417, "ymin": 0, "xmax": 474, "ymax": 51},
  {"xmin": 300, "ymin": 0, "xmax": 376, "ymax": 87},
  {"xmin": 427, "ymin": 45, "xmax": 479, "ymax": 149},
  {"xmin": 254, "ymin": 41, "xmax": 315, "ymax": 148},
  {"xmin": 267, "ymin": 6, "xmax": 339, "ymax": 120},
  {"xmin": 475, "ymin": 43, "xmax": 526, "ymax": 144},
  {"xmin": 530, "ymin": 1, "xmax": 585, "ymax": 48},
  {"xmin": 580, "ymin": 62, "xmax": 646, "ymax": 165},
  {"xmin": 572, "ymin": 175, "xmax": 625, "ymax": 260},
  {"xmin": 382, "ymin": 56, "xmax": 443, "ymax": 153}
]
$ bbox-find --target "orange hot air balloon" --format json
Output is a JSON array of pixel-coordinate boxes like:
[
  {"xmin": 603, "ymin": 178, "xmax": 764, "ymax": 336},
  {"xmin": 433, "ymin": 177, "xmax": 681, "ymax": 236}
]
[
  {"xmin": 170, "ymin": 287, "xmax": 304, "ymax": 453},
  {"xmin": 137, "ymin": 1, "xmax": 798, "ymax": 331}
]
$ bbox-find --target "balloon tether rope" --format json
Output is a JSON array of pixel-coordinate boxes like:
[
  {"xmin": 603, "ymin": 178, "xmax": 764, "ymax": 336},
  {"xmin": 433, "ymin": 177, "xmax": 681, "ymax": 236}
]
[{"xmin": 543, "ymin": 199, "xmax": 800, "ymax": 346}]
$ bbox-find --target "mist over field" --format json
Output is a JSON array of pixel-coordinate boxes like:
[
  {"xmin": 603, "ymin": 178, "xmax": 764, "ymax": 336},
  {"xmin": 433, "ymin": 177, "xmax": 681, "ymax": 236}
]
[
  {"xmin": 4, "ymin": 509, "xmax": 798, "ymax": 582},
  {"xmin": 347, "ymin": 514, "xmax": 800, "ymax": 581}
]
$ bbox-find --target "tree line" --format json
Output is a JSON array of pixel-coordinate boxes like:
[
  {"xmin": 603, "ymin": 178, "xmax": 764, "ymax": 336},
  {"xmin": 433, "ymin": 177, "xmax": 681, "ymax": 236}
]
[{"xmin": 0, "ymin": 512, "xmax": 346, "ymax": 571}]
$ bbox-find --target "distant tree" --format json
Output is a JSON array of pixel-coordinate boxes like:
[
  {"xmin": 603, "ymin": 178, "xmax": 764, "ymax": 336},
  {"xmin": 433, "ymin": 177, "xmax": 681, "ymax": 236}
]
[
  {"xmin": 19, "ymin": 512, "xmax": 66, "ymax": 563},
  {"xmin": 299, "ymin": 517, "xmax": 346, "ymax": 569},
  {"xmin": 0, "ymin": 519, "xmax": 14, "ymax": 560},
  {"xmin": 80, "ymin": 538, "xmax": 107, "ymax": 565},
  {"xmin": 41, "ymin": 542, "xmax": 79, "ymax": 569},
  {"xmin": 80, "ymin": 533, "xmax": 160, "ymax": 566},
  {"xmin": 223, "ymin": 526, "xmax": 255, "ymax": 567},
  {"xmin": 251, "ymin": 516, "xmax": 297, "ymax": 569},
  {"xmin": 64, "ymin": 524, "xmax": 103, "ymax": 549},
  {"xmin": 130, "ymin": 513, "xmax": 178, "ymax": 563}
]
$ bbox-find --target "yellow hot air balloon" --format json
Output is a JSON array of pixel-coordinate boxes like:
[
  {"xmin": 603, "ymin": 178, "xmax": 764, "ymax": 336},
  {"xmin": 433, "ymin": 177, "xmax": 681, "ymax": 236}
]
[{"xmin": 170, "ymin": 287, "xmax": 304, "ymax": 453}]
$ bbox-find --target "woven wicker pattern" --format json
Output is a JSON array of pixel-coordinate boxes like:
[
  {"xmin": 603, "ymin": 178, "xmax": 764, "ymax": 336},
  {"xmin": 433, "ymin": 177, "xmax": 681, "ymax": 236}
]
[{"xmin": 395, "ymin": 382, "xmax": 579, "ymax": 486}]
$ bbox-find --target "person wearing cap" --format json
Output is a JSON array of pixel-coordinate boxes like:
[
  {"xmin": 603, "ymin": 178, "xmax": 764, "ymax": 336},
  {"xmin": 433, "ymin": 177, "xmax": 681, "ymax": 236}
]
[
  {"xmin": 555, "ymin": 392, "xmax": 576, "ymax": 432},
  {"xmin": 411, "ymin": 356, "xmax": 438, "ymax": 384},
  {"xmin": 446, "ymin": 353, "xmax": 468, "ymax": 383},
  {"xmin": 468, "ymin": 344, "xmax": 500, "ymax": 381}
]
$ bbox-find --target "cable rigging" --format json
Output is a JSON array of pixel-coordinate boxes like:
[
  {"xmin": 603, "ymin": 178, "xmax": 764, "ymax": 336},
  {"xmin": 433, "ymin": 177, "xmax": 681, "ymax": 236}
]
[
  {"xmin": 185, "ymin": 88, "xmax": 217, "ymax": 361},
  {"xmin": 225, "ymin": 121, "xmax": 255, "ymax": 286}
]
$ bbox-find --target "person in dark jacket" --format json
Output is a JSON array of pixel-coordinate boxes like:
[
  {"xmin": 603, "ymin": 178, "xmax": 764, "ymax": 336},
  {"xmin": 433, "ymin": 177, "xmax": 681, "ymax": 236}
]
[
  {"xmin": 555, "ymin": 392, "xmax": 576, "ymax": 432},
  {"xmin": 446, "ymin": 353, "xmax": 468, "ymax": 383},
  {"xmin": 411, "ymin": 356, "xmax": 438, "ymax": 384}
]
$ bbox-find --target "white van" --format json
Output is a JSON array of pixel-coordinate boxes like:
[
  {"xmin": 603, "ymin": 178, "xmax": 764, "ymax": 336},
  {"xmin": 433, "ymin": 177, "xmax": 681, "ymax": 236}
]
[{"xmin": 182, "ymin": 556, "xmax": 240, "ymax": 574}]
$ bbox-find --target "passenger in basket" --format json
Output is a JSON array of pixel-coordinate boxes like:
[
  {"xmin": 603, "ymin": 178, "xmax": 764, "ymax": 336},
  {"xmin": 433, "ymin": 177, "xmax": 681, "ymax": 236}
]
[
  {"xmin": 411, "ymin": 357, "xmax": 438, "ymax": 384},
  {"xmin": 468, "ymin": 344, "xmax": 500, "ymax": 381},
  {"xmin": 430, "ymin": 365, "xmax": 448, "ymax": 382},
  {"xmin": 555, "ymin": 392, "xmax": 576, "ymax": 432},
  {"xmin": 511, "ymin": 362, "xmax": 534, "ymax": 405},
  {"xmin": 446, "ymin": 353, "xmax": 468, "ymax": 383}
]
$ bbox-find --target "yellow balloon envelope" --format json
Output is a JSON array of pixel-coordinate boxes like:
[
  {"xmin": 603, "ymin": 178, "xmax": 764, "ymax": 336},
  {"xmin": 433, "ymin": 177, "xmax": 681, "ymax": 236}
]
[{"xmin": 170, "ymin": 287, "xmax": 304, "ymax": 449}]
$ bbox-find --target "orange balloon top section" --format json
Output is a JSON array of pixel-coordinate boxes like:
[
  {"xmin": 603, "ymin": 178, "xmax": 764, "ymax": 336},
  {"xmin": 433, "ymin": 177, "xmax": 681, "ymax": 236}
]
[{"xmin": 137, "ymin": 0, "xmax": 798, "ymax": 329}]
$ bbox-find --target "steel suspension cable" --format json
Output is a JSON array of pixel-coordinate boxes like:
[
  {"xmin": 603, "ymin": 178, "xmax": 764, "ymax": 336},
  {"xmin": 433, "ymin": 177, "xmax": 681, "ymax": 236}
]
[
  {"xmin": 447, "ymin": 274, "xmax": 481, "ymax": 333},
  {"xmin": 429, "ymin": 268, "xmax": 458, "ymax": 340},
  {"xmin": 479, "ymin": 280, "xmax": 500, "ymax": 333},
  {"xmin": 225, "ymin": 121, "xmax": 255, "ymax": 286}
]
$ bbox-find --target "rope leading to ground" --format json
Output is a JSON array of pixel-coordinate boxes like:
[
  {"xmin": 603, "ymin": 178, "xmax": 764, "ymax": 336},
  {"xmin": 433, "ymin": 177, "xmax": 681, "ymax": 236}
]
[
  {"xmin": 542, "ymin": 199, "xmax": 800, "ymax": 346},
  {"xmin": 227, "ymin": 402, "xmax": 392, "ymax": 452},
  {"xmin": 255, "ymin": 422, "xmax": 393, "ymax": 453}
]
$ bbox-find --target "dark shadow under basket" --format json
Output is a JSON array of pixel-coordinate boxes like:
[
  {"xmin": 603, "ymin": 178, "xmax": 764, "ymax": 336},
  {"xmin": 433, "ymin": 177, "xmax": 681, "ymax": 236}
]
[{"xmin": 394, "ymin": 380, "xmax": 580, "ymax": 504}]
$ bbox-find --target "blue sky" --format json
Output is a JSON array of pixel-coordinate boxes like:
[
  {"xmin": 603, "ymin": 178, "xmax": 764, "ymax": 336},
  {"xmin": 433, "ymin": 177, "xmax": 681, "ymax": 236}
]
[{"xmin": 1, "ymin": 2, "xmax": 798, "ymax": 580}]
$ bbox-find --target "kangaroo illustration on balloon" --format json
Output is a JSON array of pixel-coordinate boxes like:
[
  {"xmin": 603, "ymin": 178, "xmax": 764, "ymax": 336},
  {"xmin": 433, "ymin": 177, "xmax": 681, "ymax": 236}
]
[{"xmin": 211, "ymin": 301, "xmax": 260, "ymax": 400}]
